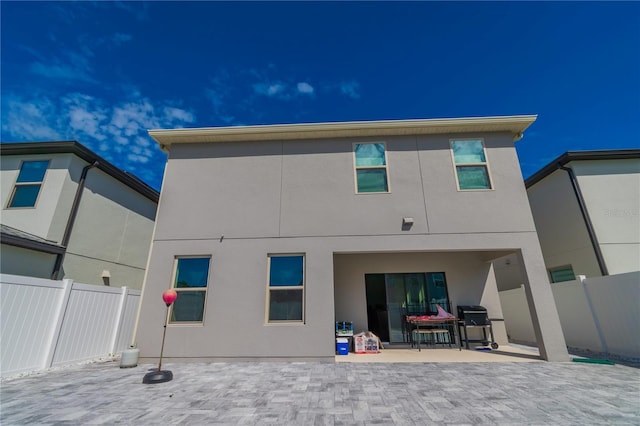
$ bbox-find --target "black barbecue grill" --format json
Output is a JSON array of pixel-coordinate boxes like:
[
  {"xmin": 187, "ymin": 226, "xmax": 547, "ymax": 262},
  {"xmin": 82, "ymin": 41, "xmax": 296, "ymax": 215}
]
[{"xmin": 457, "ymin": 305, "xmax": 498, "ymax": 350}]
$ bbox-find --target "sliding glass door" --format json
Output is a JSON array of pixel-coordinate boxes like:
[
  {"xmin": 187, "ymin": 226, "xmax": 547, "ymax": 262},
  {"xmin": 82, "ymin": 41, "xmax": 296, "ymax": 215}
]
[{"xmin": 365, "ymin": 272, "xmax": 450, "ymax": 343}]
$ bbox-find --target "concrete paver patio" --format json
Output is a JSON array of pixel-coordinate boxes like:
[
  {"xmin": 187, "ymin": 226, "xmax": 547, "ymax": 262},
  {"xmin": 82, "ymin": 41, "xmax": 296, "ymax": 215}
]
[{"xmin": 1, "ymin": 354, "xmax": 639, "ymax": 425}]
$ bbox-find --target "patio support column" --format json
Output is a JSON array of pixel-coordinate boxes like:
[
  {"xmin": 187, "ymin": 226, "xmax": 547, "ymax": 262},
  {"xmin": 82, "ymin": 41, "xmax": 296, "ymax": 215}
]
[{"xmin": 516, "ymin": 245, "xmax": 570, "ymax": 362}]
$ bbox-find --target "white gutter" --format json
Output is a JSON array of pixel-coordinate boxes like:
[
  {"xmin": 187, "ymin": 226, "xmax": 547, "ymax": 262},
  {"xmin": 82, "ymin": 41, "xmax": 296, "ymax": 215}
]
[{"xmin": 149, "ymin": 115, "xmax": 537, "ymax": 150}]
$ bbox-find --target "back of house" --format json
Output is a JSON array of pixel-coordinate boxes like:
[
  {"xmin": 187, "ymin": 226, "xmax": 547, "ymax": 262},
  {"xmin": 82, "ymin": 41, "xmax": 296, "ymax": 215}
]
[{"xmin": 135, "ymin": 116, "xmax": 569, "ymax": 362}]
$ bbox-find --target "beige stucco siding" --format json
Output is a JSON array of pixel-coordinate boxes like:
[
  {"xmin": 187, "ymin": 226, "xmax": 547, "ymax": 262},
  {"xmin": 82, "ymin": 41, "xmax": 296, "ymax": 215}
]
[
  {"xmin": 137, "ymin": 232, "xmax": 556, "ymax": 361},
  {"xmin": 0, "ymin": 245, "xmax": 57, "ymax": 278},
  {"xmin": 154, "ymin": 142, "xmax": 283, "ymax": 241},
  {"xmin": 63, "ymin": 165, "xmax": 156, "ymax": 288},
  {"xmin": 527, "ymin": 158, "xmax": 640, "ymax": 277},
  {"xmin": 137, "ymin": 237, "xmax": 336, "ymax": 360},
  {"xmin": 527, "ymin": 169, "xmax": 602, "ymax": 278},
  {"xmin": 1, "ymin": 154, "xmax": 72, "ymax": 240},
  {"xmin": 155, "ymin": 132, "xmax": 538, "ymax": 242},
  {"xmin": 572, "ymin": 159, "xmax": 640, "ymax": 274}
]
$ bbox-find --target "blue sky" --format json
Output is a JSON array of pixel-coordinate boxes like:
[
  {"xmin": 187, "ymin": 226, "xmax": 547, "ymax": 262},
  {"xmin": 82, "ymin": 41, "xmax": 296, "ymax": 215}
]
[{"xmin": 2, "ymin": 1, "xmax": 638, "ymax": 190}]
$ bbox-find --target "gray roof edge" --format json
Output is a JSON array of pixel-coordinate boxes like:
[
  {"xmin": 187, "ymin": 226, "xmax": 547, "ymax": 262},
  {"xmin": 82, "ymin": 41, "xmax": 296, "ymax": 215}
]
[
  {"xmin": 0, "ymin": 225, "xmax": 66, "ymax": 255},
  {"xmin": 0, "ymin": 141, "xmax": 159, "ymax": 203},
  {"xmin": 525, "ymin": 149, "xmax": 640, "ymax": 188}
]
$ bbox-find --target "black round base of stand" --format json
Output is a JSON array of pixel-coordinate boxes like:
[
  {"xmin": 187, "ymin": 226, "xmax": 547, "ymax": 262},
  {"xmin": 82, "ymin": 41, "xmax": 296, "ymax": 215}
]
[{"xmin": 143, "ymin": 370, "xmax": 173, "ymax": 384}]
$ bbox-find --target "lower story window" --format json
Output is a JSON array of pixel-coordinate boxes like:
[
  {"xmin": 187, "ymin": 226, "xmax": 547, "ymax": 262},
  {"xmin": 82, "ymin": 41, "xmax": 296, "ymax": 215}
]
[
  {"xmin": 267, "ymin": 254, "xmax": 304, "ymax": 322},
  {"xmin": 549, "ymin": 265, "xmax": 576, "ymax": 283},
  {"xmin": 169, "ymin": 256, "xmax": 211, "ymax": 324}
]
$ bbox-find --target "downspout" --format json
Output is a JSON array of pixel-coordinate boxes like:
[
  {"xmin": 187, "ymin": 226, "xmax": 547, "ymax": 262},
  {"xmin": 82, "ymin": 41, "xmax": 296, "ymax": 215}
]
[
  {"xmin": 51, "ymin": 161, "xmax": 99, "ymax": 280},
  {"xmin": 559, "ymin": 165, "xmax": 608, "ymax": 276}
]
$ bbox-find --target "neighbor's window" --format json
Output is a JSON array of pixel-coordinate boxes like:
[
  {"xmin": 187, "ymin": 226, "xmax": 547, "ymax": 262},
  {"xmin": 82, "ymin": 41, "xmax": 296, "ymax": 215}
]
[
  {"xmin": 267, "ymin": 254, "xmax": 304, "ymax": 322},
  {"xmin": 8, "ymin": 160, "xmax": 49, "ymax": 208},
  {"xmin": 549, "ymin": 265, "xmax": 576, "ymax": 283},
  {"xmin": 169, "ymin": 256, "xmax": 211, "ymax": 324},
  {"xmin": 451, "ymin": 139, "xmax": 492, "ymax": 190},
  {"xmin": 354, "ymin": 143, "xmax": 389, "ymax": 193}
]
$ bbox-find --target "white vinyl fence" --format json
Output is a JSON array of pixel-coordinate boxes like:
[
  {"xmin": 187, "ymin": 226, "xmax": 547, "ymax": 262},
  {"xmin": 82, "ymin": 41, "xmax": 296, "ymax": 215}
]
[
  {"xmin": 0, "ymin": 273, "xmax": 140, "ymax": 378},
  {"xmin": 499, "ymin": 271, "xmax": 640, "ymax": 361}
]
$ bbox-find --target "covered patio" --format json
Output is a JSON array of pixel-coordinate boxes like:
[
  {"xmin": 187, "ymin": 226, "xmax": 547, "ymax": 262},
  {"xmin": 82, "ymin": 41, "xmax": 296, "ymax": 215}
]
[{"xmin": 333, "ymin": 250, "xmax": 515, "ymax": 350}]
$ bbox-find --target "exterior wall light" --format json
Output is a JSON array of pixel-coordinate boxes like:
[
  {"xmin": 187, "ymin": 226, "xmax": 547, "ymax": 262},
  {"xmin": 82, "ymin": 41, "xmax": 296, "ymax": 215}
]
[
  {"xmin": 101, "ymin": 270, "xmax": 111, "ymax": 286},
  {"xmin": 402, "ymin": 217, "xmax": 414, "ymax": 230}
]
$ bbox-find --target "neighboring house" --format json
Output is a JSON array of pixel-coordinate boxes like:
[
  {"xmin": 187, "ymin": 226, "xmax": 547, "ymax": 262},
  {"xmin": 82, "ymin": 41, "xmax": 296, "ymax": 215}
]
[
  {"xmin": 495, "ymin": 150, "xmax": 639, "ymax": 359},
  {"xmin": 495, "ymin": 149, "xmax": 640, "ymax": 290},
  {"xmin": 135, "ymin": 115, "xmax": 569, "ymax": 362},
  {"xmin": 528, "ymin": 150, "xmax": 640, "ymax": 280},
  {"xmin": 0, "ymin": 141, "xmax": 159, "ymax": 289}
]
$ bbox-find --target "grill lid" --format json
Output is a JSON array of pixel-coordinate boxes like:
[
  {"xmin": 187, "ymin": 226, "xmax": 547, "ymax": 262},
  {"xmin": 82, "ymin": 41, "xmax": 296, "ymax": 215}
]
[{"xmin": 457, "ymin": 305, "xmax": 488, "ymax": 320}]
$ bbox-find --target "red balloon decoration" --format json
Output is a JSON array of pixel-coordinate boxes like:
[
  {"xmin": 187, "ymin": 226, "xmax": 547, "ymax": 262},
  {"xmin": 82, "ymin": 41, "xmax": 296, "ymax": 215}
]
[{"xmin": 162, "ymin": 289, "xmax": 178, "ymax": 306}]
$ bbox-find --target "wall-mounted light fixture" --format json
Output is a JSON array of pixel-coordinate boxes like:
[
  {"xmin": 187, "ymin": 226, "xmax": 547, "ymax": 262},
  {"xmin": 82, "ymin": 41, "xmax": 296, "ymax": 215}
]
[
  {"xmin": 101, "ymin": 270, "xmax": 111, "ymax": 286},
  {"xmin": 402, "ymin": 217, "xmax": 414, "ymax": 230}
]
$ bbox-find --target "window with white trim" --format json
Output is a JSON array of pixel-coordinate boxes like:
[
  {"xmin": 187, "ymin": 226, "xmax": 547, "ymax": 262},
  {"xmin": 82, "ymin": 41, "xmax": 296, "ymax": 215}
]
[
  {"xmin": 8, "ymin": 160, "xmax": 49, "ymax": 208},
  {"xmin": 169, "ymin": 256, "xmax": 211, "ymax": 324},
  {"xmin": 267, "ymin": 254, "xmax": 305, "ymax": 322},
  {"xmin": 353, "ymin": 143, "xmax": 389, "ymax": 193},
  {"xmin": 450, "ymin": 139, "xmax": 492, "ymax": 190},
  {"xmin": 548, "ymin": 265, "xmax": 576, "ymax": 283}
]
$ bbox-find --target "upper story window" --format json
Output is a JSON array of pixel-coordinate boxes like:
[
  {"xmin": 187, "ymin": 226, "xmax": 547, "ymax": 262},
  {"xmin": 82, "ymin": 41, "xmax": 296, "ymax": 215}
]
[
  {"xmin": 7, "ymin": 160, "xmax": 49, "ymax": 208},
  {"xmin": 353, "ymin": 143, "xmax": 389, "ymax": 193},
  {"xmin": 549, "ymin": 265, "xmax": 576, "ymax": 283},
  {"xmin": 267, "ymin": 254, "xmax": 305, "ymax": 323},
  {"xmin": 169, "ymin": 256, "xmax": 211, "ymax": 324},
  {"xmin": 450, "ymin": 139, "xmax": 492, "ymax": 190}
]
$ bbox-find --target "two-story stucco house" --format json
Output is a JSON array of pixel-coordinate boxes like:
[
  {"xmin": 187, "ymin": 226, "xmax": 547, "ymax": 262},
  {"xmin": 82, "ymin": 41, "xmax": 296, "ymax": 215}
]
[
  {"xmin": 135, "ymin": 115, "xmax": 569, "ymax": 362},
  {"xmin": 1, "ymin": 141, "xmax": 159, "ymax": 289}
]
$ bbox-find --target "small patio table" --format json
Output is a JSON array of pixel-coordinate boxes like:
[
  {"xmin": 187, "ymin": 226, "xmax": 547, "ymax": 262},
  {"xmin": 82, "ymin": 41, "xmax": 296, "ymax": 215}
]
[{"xmin": 407, "ymin": 317, "xmax": 461, "ymax": 352}]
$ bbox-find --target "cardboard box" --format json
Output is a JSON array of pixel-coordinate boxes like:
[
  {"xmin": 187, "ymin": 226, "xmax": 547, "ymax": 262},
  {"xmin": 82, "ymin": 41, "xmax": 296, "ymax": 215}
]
[{"xmin": 354, "ymin": 334, "xmax": 379, "ymax": 354}]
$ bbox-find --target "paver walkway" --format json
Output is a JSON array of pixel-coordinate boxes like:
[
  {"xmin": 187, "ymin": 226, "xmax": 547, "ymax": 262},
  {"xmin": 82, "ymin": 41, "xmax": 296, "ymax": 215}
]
[{"xmin": 1, "ymin": 360, "xmax": 639, "ymax": 425}]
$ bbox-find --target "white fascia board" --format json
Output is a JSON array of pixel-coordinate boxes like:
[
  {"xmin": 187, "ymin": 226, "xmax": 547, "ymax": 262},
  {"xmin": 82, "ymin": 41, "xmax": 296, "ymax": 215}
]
[{"xmin": 149, "ymin": 115, "xmax": 537, "ymax": 150}]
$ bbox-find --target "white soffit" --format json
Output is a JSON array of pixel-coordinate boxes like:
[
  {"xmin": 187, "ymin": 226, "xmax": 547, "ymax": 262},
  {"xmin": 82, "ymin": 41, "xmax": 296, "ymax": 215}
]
[{"xmin": 149, "ymin": 115, "xmax": 537, "ymax": 149}]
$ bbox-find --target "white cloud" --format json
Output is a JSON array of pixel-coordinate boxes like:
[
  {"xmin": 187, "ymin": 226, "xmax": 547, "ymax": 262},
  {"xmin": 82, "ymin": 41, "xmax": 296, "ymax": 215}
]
[
  {"xmin": 252, "ymin": 80, "xmax": 317, "ymax": 100},
  {"xmin": 297, "ymin": 82, "xmax": 314, "ymax": 95},
  {"xmin": 29, "ymin": 44, "xmax": 97, "ymax": 84},
  {"xmin": 29, "ymin": 30, "xmax": 133, "ymax": 85},
  {"xmin": 30, "ymin": 62, "xmax": 95, "ymax": 83},
  {"xmin": 204, "ymin": 72, "xmax": 242, "ymax": 125},
  {"xmin": 69, "ymin": 107, "xmax": 108, "ymax": 141},
  {"xmin": 1, "ymin": 95, "xmax": 61, "ymax": 140},
  {"xmin": 204, "ymin": 67, "xmax": 360, "ymax": 126},
  {"xmin": 340, "ymin": 81, "xmax": 360, "ymax": 99},
  {"xmin": 163, "ymin": 106, "xmax": 195, "ymax": 125},
  {"xmin": 1, "ymin": 91, "xmax": 196, "ymax": 180},
  {"xmin": 110, "ymin": 100, "xmax": 158, "ymax": 138},
  {"xmin": 253, "ymin": 82, "xmax": 287, "ymax": 97},
  {"xmin": 112, "ymin": 33, "xmax": 132, "ymax": 45},
  {"xmin": 112, "ymin": 1, "xmax": 150, "ymax": 21}
]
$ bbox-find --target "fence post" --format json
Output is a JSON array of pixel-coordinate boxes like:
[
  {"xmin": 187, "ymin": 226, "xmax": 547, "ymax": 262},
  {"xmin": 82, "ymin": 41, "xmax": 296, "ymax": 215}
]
[
  {"xmin": 43, "ymin": 279, "xmax": 74, "ymax": 369},
  {"xmin": 110, "ymin": 286, "xmax": 129, "ymax": 355},
  {"xmin": 579, "ymin": 275, "xmax": 609, "ymax": 355}
]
